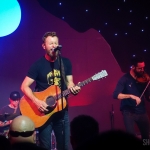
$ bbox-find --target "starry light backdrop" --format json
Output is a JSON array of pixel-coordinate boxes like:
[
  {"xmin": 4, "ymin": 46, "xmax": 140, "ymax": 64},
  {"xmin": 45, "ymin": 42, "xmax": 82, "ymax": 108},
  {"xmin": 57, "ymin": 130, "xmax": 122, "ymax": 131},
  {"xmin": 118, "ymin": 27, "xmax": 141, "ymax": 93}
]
[{"xmin": 38, "ymin": 0, "xmax": 150, "ymax": 73}]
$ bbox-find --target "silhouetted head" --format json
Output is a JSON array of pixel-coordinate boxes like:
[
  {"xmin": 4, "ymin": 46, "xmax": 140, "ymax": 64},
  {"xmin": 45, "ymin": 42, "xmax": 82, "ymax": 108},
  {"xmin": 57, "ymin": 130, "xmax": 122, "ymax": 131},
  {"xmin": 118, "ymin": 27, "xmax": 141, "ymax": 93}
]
[
  {"xmin": 8, "ymin": 115, "xmax": 36, "ymax": 144},
  {"xmin": 75, "ymin": 129, "xmax": 146, "ymax": 150},
  {"xmin": 11, "ymin": 142, "xmax": 47, "ymax": 150},
  {"xmin": 0, "ymin": 135, "xmax": 11, "ymax": 150},
  {"xmin": 70, "ymin": 114, "xmax": 99, "ymax": 150}
]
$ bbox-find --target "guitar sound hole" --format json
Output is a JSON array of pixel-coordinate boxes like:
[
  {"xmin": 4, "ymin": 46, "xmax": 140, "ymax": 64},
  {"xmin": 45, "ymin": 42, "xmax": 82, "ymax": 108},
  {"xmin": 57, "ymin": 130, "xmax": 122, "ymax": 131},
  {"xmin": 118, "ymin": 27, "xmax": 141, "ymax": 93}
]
[
  {"xmin": 44, "ymin": 96, "xmax": 56, "ymax": 115},
  {"xmin": 46, "ymin": 96, "xmax": 56, "ymax": 108}
]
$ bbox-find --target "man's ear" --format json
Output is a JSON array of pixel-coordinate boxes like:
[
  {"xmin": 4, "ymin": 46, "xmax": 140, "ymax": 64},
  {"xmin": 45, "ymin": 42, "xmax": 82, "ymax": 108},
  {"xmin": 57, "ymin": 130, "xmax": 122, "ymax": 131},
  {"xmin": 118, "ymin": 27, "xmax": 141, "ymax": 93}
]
[
  {"xmin": 131, "ymin": 65, "xmax": 135, "ymax": 69},
  {"xmin": 42, "ymin": 43, "xmax": 45, "ymax": 49}
]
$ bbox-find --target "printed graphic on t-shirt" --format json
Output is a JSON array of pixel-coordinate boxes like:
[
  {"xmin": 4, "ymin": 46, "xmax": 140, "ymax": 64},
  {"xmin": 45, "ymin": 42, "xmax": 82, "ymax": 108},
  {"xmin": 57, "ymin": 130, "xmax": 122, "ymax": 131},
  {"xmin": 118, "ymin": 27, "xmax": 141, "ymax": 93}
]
[{"xmin": 47, "ymin": 69, "xmax": 61, "ymax": 88}]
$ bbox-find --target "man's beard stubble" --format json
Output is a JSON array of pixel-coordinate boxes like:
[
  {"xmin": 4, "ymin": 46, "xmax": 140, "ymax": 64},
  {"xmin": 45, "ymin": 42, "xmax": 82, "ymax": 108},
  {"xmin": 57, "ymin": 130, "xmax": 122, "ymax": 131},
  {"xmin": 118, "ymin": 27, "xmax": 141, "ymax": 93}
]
[{"xmin": 134, "ymin": 70, "xmax": 144, "ymax": 78}]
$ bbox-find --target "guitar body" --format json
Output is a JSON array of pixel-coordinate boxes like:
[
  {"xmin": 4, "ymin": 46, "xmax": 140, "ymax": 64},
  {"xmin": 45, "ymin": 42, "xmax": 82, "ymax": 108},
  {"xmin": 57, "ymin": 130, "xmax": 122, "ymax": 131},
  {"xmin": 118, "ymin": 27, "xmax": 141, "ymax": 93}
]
[{"xmin": 19, "ymin": 85, "xmax": 67, "ymax": 128}]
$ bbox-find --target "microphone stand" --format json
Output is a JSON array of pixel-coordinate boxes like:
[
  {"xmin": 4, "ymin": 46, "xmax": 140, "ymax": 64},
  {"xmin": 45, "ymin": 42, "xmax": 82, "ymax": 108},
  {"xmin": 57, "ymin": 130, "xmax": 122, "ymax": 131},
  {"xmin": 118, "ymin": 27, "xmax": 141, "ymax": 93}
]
[
  {"xmin": 110, "ymin": 104, "xmax": 114, "ymax": 130},
  {"xmin": 57, "ymin": 50, "xmax": 65, "ymax": 150}
]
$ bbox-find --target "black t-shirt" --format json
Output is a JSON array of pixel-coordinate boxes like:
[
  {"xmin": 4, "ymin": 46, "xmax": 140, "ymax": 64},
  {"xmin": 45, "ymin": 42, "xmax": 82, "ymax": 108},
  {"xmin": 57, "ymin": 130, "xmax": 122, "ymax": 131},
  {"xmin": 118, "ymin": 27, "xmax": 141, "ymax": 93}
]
[
  {"xmin": 27, "ymin": 56, "xmax": 73, "ymax": 115},
  {"xmin": 27, "ymin": 56, "xmax": 72, "ymax": 92}
]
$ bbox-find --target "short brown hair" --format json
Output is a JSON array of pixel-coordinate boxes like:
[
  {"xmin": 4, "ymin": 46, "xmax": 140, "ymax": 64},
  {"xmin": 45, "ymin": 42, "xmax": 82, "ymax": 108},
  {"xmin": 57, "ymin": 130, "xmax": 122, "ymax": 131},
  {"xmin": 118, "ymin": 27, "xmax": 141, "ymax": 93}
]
[
  {"xmin": 130, "ymin": 56, "xmax": 145, "ymax": 67},
  {"xmin": 42, "ymin": 32, "xmax": 57, "ymax": 43}
]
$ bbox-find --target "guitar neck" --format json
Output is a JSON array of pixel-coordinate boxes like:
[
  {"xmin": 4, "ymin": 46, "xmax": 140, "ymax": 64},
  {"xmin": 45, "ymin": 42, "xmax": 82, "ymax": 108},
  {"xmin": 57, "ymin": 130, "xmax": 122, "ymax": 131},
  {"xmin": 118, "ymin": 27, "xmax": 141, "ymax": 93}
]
[
  {"xmin": 54, "ymin": 77, "xmax": 93, "ymax": 100},
  {"xmin": 53, "ymin": 70, "xmax": 108, "ymax": 100},
  {"xmin": 77, "ymin": 77, "xmax": 93, "ymax": 87}
]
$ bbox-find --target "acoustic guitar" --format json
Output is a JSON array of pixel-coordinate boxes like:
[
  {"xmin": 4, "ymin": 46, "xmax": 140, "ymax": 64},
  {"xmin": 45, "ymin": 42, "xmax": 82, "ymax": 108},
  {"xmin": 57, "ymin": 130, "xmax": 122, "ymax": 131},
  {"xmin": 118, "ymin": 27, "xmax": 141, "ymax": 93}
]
[{"xmin": 19, "ymin": 70, "xmax": 108, "ymax": 128}]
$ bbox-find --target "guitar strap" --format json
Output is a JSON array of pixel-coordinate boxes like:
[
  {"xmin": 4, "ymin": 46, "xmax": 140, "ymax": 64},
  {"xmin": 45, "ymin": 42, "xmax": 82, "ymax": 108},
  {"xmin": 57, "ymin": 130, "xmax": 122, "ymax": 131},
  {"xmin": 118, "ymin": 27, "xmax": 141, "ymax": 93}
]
[
  {"xmin": 58, "ymin": 57, "xmax": 68, "ymax": 87},
  {"xmin": 48, "ymin": 57, "xmax": 67, "ymax": 87}
]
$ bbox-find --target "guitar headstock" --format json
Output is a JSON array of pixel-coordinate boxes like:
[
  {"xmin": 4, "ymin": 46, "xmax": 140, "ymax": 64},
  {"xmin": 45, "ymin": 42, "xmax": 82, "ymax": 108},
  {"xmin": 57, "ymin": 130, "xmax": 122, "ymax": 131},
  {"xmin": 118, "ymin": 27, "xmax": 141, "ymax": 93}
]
[{"xmin": 92, "ymin": 70, "xmax": 108, "ymax": 81}]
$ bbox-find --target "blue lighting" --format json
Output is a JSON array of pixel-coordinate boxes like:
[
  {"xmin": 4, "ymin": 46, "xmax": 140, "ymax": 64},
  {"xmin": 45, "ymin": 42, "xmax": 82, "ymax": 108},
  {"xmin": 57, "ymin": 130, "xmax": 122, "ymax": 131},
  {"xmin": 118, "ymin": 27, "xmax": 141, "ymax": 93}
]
[{"xmin": 0, "ymin": 0, "xmax": 21, "ymax": 37}]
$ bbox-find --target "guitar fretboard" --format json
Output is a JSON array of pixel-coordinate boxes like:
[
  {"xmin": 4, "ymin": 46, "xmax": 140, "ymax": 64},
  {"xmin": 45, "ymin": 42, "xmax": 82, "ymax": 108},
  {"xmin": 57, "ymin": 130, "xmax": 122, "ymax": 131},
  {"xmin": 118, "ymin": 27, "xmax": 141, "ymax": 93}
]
[
  {"xmin": 53, "ymin": 77, "xmax": 93, "ymax": 100},
  {"xmin": 52, "ymin": 70, "xmax": 108, "ymax": 101}
]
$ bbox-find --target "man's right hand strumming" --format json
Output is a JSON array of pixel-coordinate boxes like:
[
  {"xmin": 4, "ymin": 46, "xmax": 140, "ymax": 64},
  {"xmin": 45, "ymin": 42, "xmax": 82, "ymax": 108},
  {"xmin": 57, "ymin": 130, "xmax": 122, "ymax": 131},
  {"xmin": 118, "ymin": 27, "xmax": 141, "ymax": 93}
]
[{"xmin": 34, "ymin": 99, "xmax": 49, "ymax": 112}]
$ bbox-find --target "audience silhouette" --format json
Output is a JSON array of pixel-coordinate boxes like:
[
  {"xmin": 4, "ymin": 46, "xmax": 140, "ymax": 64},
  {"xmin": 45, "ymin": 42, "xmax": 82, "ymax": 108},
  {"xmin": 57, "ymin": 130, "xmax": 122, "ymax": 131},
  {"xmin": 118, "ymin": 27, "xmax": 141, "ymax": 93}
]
[
  {"xmin": 11, "ymin": 142, "xmax": 48, "ymax": 150},
  {"xmin": 8, "ymin": 115, "xmax": 36, "ymax": 145},
  {"xmin": 0, "ymin": 135, "xmax": 11, "ymax": 150},
  {"xmin": 7, "ymin": 115, "xmax": 48, "ymax": 150},
  {"xmin": 70, "ymin": 114, "xmax": 99, "ymax": 150},
  {"xmin": 75, "ymin": 129, "xmax": 149, "ymax": 150}
]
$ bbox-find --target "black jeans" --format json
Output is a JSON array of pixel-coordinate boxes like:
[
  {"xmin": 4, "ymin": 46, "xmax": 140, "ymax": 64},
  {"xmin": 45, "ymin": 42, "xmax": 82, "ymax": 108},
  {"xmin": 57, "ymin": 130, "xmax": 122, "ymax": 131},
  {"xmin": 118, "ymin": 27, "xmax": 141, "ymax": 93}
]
[
  {"xmin": 38, "ymin": 110, "xmax": 70, "ymax": 150},
  {"xmin": 122, "ymin": 110, "xmax": 150, "ymax": 140}
]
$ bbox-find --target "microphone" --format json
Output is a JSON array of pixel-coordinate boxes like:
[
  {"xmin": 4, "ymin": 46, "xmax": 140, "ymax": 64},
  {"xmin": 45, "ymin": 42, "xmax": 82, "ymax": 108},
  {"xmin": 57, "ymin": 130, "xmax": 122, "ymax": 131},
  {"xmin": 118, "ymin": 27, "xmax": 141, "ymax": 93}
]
[{"xmin": 52, "ymin": 45, "xmax": 62, "ymax": 52}]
